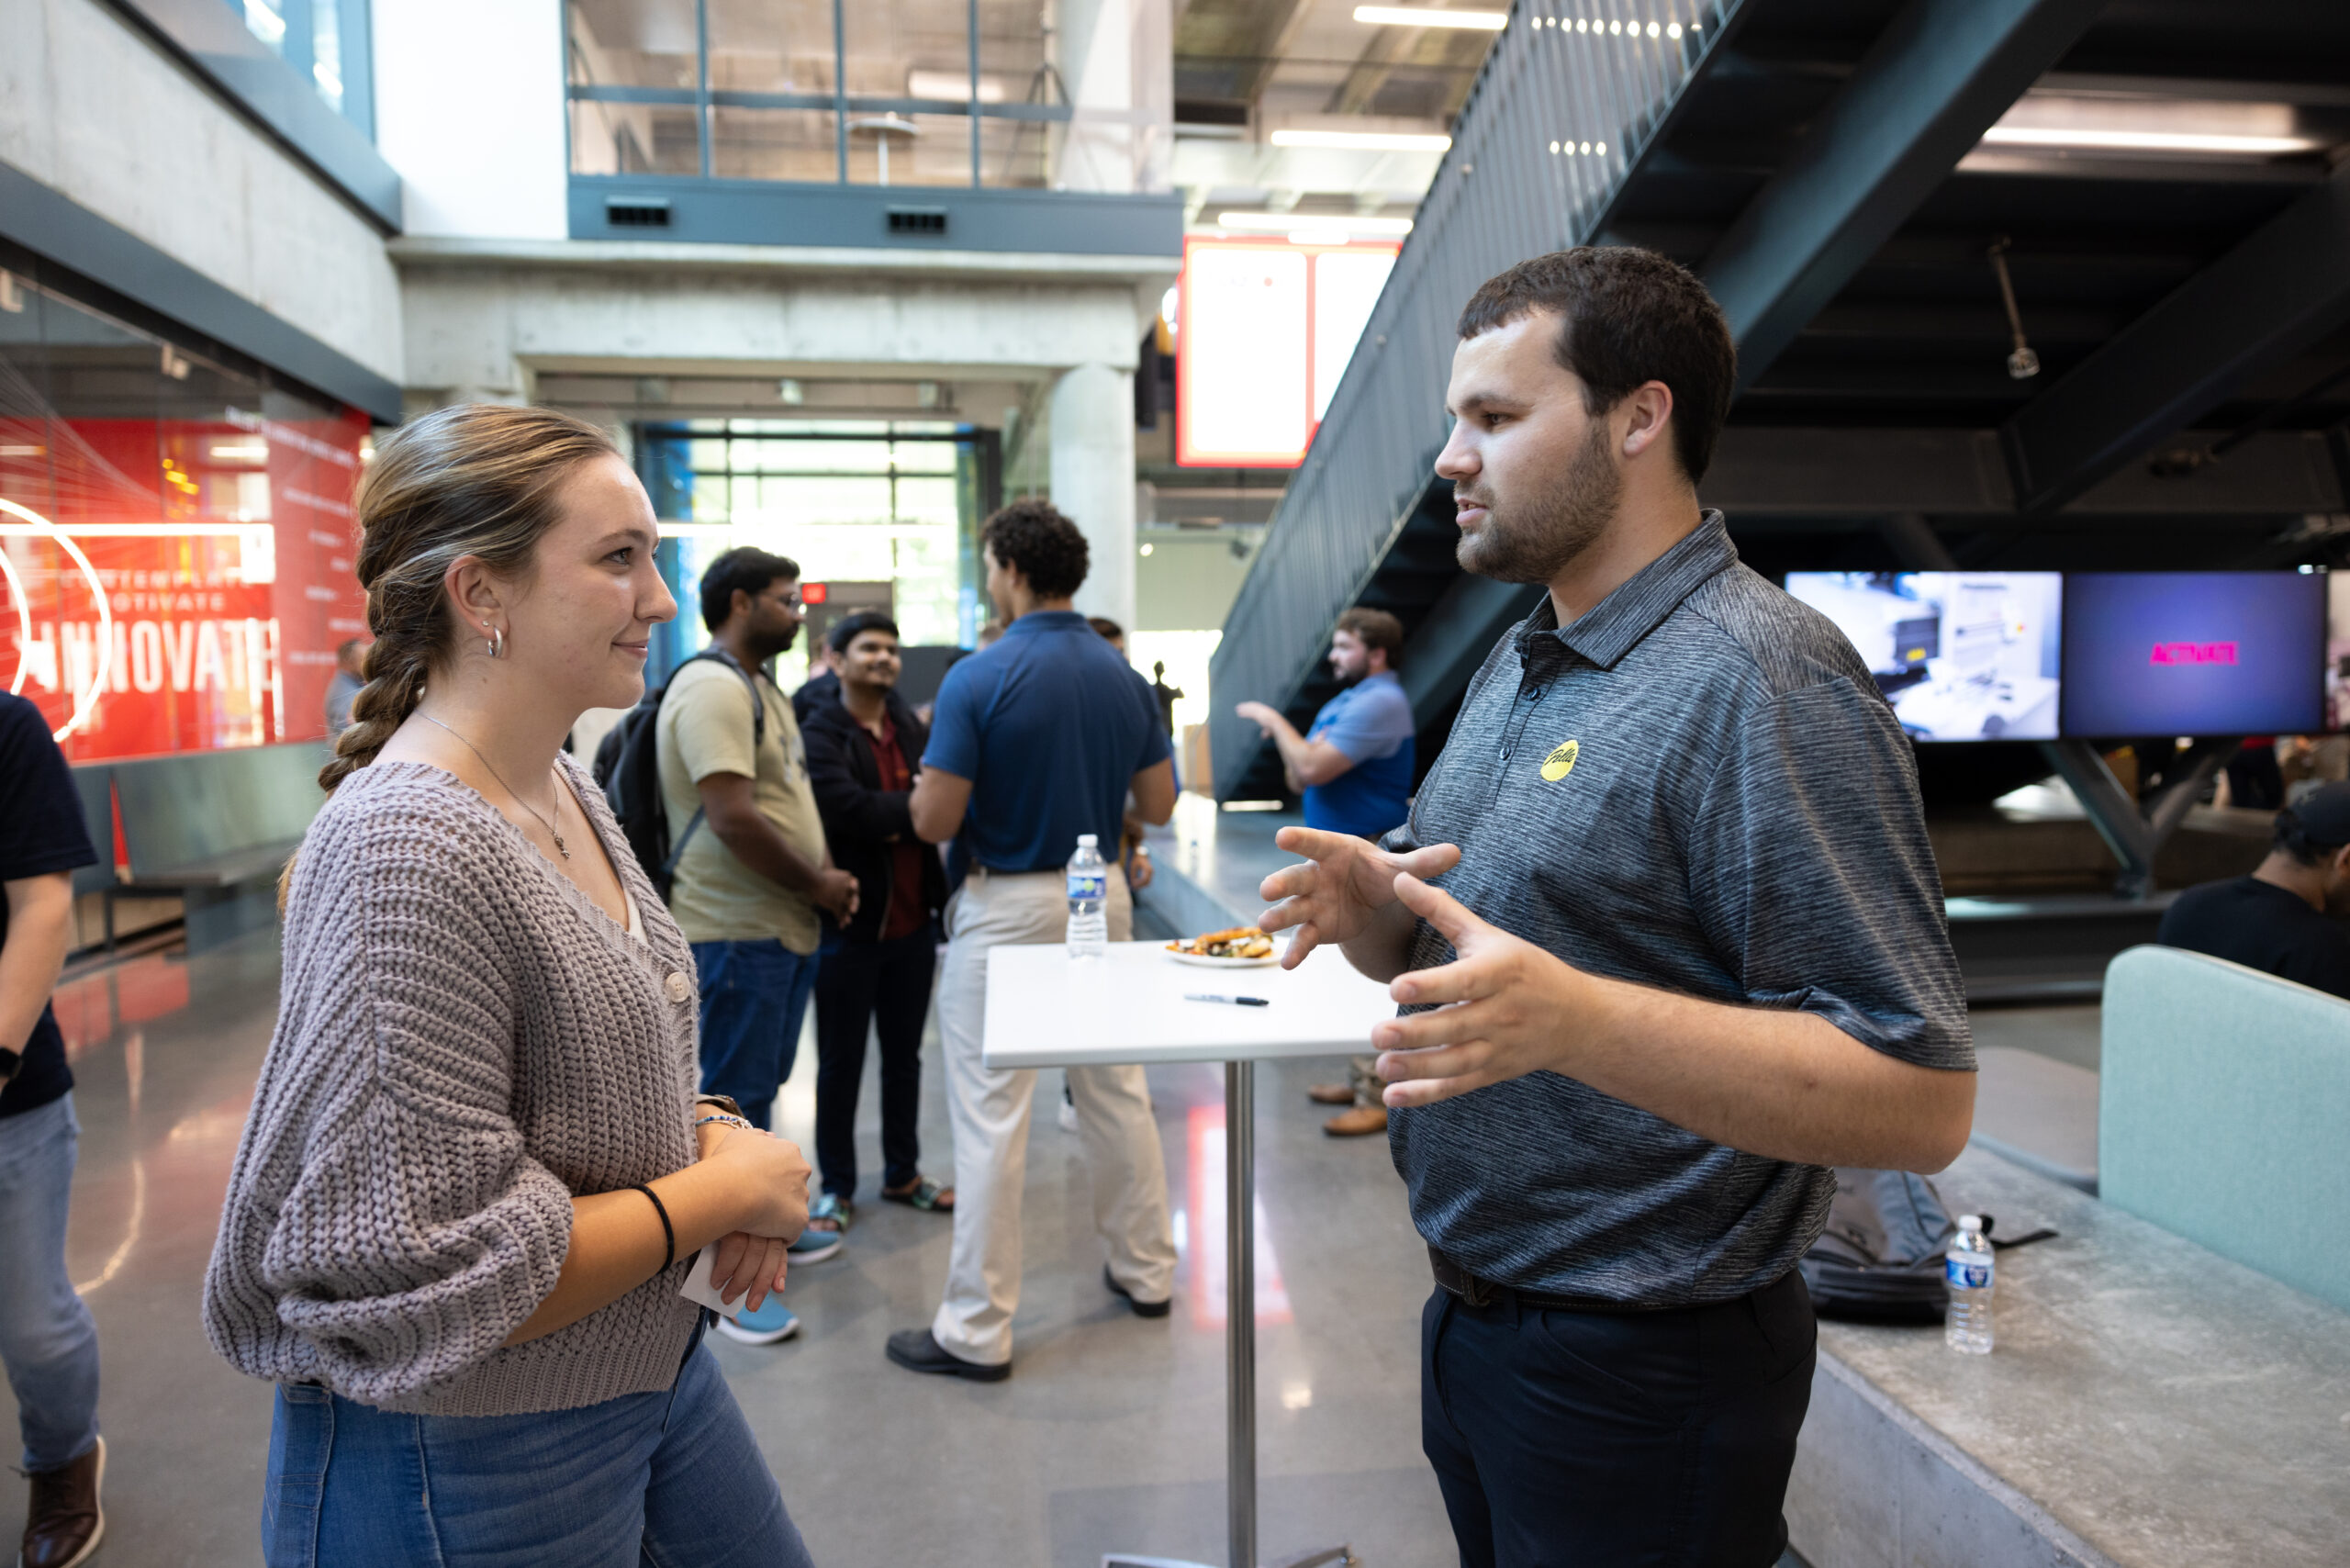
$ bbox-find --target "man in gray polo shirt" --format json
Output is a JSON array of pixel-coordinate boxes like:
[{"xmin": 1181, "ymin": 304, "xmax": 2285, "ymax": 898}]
[{"xmin": 1261, "ymin": 248, "xmax": 1975, "ymax": 1566}]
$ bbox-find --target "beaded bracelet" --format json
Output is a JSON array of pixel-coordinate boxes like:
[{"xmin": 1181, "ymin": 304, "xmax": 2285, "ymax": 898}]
[{"xmin": 694, "ymin": 1113, "xmax": 755, "ymax": 1133}]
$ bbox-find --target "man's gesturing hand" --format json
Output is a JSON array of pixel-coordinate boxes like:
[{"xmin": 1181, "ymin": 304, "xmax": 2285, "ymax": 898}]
[
  {"xmin": 1233, "ymin": 700, "xmax": 1284, "ymax": 737},
  {"xmin": 1257, "ymin": 825, "xmax": 1460, "ymax": 966},
  {"xmin": 1371, "ymin": 872, "xmax": 1586, "ymax": 1108}
]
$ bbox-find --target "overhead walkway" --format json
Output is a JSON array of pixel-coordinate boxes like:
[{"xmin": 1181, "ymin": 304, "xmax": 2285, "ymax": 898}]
[{"xmin": 1209, "ymin": 0, "xmax": 2350, "ymax": 802}]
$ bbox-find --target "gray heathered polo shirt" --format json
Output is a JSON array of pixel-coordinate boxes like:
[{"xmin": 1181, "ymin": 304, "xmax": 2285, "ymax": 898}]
[{"xmin": 1383, "ymin": 511, "xmax": 1972, "ymax": 1307}]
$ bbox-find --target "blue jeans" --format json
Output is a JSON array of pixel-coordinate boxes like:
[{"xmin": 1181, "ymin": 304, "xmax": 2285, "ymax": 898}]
[
  {"xmin": 263, "ymin": 1340, "xmax": 810, "ymax": 1568},
  {"xmin": 0, "ymin": 1093, "xmax": 102, "ymax": 1473},
  {"xmin": 691, "ymin": 939, "xmax": 818, "ymax": 1130}
]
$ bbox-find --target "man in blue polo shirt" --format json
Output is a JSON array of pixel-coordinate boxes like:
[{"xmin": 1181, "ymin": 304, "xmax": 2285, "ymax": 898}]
[
  {"xmin": 1237, "ymin": 607, "xmax": 1415, "ymax": 840},
  {"xmin": 884, "ymin": 498, "xmax": 1180, "ymax": 1380}
]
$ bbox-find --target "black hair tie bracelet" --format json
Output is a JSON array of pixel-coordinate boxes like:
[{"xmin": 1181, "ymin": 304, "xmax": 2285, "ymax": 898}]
[{"xmin": 631, "ymin": 1182, "xmax": 676, "ymax": 1272}]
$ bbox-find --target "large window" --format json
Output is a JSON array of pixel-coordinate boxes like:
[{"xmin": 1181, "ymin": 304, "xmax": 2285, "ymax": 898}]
[
  {"xmin": 636, "ymin": 420, "xmax": 999, "ymax": 681},
  {"xmin": 566, "ymin": 0, "xmax": 1075, "ymax": 188},
  {"xmin": 0, "ymin": 255, "xmax": 370, "ymax": 761}
]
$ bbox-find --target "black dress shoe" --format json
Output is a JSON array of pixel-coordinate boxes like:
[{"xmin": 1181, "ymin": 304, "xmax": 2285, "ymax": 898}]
[
  {"xmin": 886, "ymin": 1327, "xmax": 1011, "ymax": 1381},
  {"xmin": 1104, "ymin": 1264, "xmax": 1171, "ymax": 1318}
]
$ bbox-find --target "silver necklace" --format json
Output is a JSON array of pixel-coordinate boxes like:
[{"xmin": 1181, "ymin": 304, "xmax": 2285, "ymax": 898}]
[{"xmin": 418, "ymin": 712, "xmax": 571, "ymax": 859}]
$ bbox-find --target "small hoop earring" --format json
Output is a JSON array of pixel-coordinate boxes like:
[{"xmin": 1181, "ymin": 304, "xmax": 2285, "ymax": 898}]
[{"xmin": 482, "ymin": 622, "xmax": 506, "ymax": 659}]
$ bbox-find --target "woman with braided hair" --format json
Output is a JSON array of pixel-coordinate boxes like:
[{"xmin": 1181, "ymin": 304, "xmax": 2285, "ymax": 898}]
[{"xmin": 205, "ymin": 404, "xmax": 820, "ymax": 1566}]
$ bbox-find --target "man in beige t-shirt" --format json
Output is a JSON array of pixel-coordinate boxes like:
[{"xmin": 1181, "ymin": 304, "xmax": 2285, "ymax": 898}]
[{"xmin": 658, "ymin": 547, "xmax": 857, "ymax": 1135}]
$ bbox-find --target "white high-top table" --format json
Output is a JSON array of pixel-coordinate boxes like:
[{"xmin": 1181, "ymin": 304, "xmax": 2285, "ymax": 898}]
[{"xmin": 983, "ymin": 939, "xmax": 1400, "ymax": 1568}]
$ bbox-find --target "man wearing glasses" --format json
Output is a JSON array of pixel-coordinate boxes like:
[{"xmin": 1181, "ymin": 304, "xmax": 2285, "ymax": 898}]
[{"xmin": 658, "ymin": 548, "xmax": 861, "ymax": 1341}]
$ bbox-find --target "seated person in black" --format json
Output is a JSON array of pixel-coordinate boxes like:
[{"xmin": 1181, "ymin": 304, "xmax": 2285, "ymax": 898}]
[{"xmin": 2157, "ymin": 781, "xmax": 2350, "ymax": 1001}]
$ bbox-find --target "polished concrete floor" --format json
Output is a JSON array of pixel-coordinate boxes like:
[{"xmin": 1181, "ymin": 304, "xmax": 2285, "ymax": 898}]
[
  {"xmin": 0, "ymin": 927, "xmax": 1448, "ymax": 1567},
  {"xmin": 0, "ymin": 926, "xmax": 2106, "ymax": 1567}
]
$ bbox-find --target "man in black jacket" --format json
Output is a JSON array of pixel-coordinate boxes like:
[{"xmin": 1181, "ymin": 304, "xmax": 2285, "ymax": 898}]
[{"xmin": 801, "ymin": 612, "xmax": 954, "ymax": 1235}]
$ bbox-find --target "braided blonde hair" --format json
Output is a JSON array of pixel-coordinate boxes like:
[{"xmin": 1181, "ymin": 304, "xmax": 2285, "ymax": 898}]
[{"xmin": 283, "ymin": 404, "xmax": 620, "ymax": 902}]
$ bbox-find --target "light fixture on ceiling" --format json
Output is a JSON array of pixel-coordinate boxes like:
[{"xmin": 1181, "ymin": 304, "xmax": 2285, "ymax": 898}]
[
  {"xmin": 1352, "ymin": 6, "xmax": 1507, "ymax": 29},
  {"xmin": 1269, "ymin": 129, "xmax": 1452, "ymax": 152},
  {"xmin": 1979, "ymin": 126, "xmax": 2319, "ymax": 155},
  {"xmin": 1215, "ymin": 211, "xmax": 1414, "ymax": 236},
  {"xmin": 1976, "ymin": 95, "xmax": 2322, "ymax": 159},
  {"xmin": 1986, "ymin": 237, "xmax": 2039, "ymax": 381}
]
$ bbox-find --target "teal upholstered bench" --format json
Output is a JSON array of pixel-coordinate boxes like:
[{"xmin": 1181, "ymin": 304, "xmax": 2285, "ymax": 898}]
[{"xmin": 2099, "ymin": 943, "xmax": 2350, "ymax": 1313}]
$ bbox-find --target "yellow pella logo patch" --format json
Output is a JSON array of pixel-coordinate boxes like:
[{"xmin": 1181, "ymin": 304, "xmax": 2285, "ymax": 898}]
[{"xmin": 1539, "ymin": 739, "xmax": 1580, "ymax": 781}]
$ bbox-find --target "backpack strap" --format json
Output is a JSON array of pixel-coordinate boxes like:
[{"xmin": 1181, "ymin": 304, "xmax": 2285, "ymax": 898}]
[
  {"xmin": 653, "ymin": 650, "xmax": 770, "ymax": 880},
  {"xmin": 662, "ymin": 805, "xmax": 708, "ymax": 882},
  {"xmin": 688, "ymin": 647, "xmax": 767, "ymax": 746}
]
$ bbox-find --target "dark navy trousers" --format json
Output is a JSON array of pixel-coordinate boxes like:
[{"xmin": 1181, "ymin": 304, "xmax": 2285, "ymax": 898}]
[{"xmin": 1421, "ymin": 1269, "xmax": 1815, "ymax": 1568}]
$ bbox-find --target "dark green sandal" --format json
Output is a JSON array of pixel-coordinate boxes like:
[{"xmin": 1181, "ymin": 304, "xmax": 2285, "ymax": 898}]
[{"xmin": 882, "ymin": 1176, "xmax": 955, "ymax": 1213}]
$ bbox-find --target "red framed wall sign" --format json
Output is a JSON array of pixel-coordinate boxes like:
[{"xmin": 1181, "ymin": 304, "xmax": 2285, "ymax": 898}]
[{"xmin": 1175, "ymin": 236, "xmax": 1401, "ymax": 469}]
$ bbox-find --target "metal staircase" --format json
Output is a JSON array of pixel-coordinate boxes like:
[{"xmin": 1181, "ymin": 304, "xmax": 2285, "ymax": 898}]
[{"xmin": 1206, "ymin": 1, "xmax": 1743, "ymax": 800}]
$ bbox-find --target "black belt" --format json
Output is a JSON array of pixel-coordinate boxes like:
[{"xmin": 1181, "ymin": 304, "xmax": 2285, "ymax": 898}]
[{"xmin": 1429, "ymin": 1247, "xmax": 1674, "ymax": 1316}]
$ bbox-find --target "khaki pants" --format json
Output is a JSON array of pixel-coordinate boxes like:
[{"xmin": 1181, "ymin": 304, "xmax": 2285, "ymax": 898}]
[{"xmin": 930, "ymin": 867, "xmax": 1178, "ymax": 1366}]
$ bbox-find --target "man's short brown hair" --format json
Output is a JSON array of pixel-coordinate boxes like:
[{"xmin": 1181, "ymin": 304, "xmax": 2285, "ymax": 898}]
[
  {"xmin": 1336, "ymin": 607, "xmax": 1404, "ymax": 670},
  {"xmin": 1456, "ymin": 246, "xmax": 1736, "ymax": 485}
]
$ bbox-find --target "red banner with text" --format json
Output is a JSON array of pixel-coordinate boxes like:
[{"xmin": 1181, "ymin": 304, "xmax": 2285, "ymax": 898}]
[{"xmin": 0, "ymin": 408, "xmax": 370, "ymax": 761}]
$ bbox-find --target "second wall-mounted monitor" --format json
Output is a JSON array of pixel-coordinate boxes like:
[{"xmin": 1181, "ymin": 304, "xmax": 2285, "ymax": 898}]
[
  {"xmin": 1785, "ymin": 572, "xmax": 2063, "ymax": 741},
  {"xmin": 2061, "ymin": 572, "xmax": 2325, "ymax": 739},
  {"xmin": 2327, "ymin": 573, "xmax": 2350, "ymax": 733}
]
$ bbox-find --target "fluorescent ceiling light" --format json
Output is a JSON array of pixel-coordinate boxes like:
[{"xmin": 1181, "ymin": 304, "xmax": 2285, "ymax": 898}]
[
  {"xmin": 1977, "ymin": 126, "xmax": 2320, "ymax": 155},
  {"xmin": 1979, "ymin": 95, "xmax": 2321, "ymax": 159},
  {"xmin": 1270, "ymin": 129, "xmax": 1452, "ymax": 152},
  {"xmin": 1216, "ymin": 211, "xmax": 1414, "ymax": 235},
  {"xmin": 1353, "ymin": 6, "xmax": 1507, "ymax": 28}
]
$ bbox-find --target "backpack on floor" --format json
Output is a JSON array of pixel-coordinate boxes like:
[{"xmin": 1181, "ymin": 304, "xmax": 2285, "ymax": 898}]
[{"xmin": 594, "ymin": 651, "xmax": 764, "ymax": 902}]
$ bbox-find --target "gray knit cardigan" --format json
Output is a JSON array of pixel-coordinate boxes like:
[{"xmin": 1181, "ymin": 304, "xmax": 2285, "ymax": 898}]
[{"xmin": 202, "ymin": 754, "xmax": 707, "ymax": 1416}]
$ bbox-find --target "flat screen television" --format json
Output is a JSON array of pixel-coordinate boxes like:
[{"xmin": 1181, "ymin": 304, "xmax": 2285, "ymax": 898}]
[
  {"xmin": 1784, "ymin": 572, "xmax": 2063, "ymax": 741},
  {"xmin": 2328, "ymin": 573, "xmax": 2350, "ymax": 733},
  {"xmin": 2060, "ymin": 571, "xmax": 2325, "ymax": 738}
]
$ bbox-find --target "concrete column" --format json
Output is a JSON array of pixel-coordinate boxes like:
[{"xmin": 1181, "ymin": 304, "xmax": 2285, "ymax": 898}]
[{"xmin": 1049, "ymin": 363, "xmax": 1136, "ymax": 633}]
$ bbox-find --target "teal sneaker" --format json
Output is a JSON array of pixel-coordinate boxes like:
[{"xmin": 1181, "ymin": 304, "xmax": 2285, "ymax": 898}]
[
  {"xmin": 715, "ymin": 1293, "xmax": 800, "ymax": 1346},
  {"xmin": 790, "ymin": 1201, "xmax": 845, "ymax": 1264}
]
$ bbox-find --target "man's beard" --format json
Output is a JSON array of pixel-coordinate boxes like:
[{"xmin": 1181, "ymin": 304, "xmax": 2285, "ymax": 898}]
[{"xmin": 1453, "ymin": 419, "xmax": 1621, "ymax": 585}]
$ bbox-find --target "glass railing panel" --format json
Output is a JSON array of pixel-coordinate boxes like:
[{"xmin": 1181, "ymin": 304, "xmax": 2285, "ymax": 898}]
[
  {"xmin": 708, "ymin": 0, "xmax": 836, "ymax": 93},
  {"xmin": 845, "ymin": 111, "xmax": 976, "ymax": 187},
  {"xmin": 571, "ymin": 98, "xmax": 703, "ymax": 175},
  {"xmin": 568, "ymin": 0, "xmax": 699, "ymax": 91},
  {"xmin": 711, "ymin": 106, "xmax": 839, "ymax": 181}
]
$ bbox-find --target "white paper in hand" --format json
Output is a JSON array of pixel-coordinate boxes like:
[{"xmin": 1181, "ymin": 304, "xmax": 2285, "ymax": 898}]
[{"xmin": 678, "ymin": 1247, "xmax": 743, "ymax": 1320}]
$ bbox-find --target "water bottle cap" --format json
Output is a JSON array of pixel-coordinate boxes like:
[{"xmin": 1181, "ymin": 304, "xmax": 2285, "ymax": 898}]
[
  {"xmin": 1958, "ymin": 1215, "xmax": 1984, "ymax": 1231},
  {"xmin": 1076, "ymin": 834, "xmax": 1098, "ymax": 846}
]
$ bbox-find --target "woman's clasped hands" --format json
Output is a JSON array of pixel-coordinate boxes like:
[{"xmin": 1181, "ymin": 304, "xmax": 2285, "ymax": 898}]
[{"xmin": 693, "ymin": 1118, "xmax": 814, "ymax": 1315}]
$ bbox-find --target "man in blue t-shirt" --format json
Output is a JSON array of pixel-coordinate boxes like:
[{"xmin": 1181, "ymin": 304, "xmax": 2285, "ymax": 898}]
[
  {"xmin": 1237, "ymin": 607, "xmax": 1416, "ymax": 841},
  {"xmin": 0, "ymin": 693, "xmax": 106, "ymax": 1567},
  {"xmin": 883, "ymin": 499, "xmax": 1180, "ymax": 1380},
  {"xmin": 1238, "ymin": 609, "xmax": 1418, "ymax": 1137}
]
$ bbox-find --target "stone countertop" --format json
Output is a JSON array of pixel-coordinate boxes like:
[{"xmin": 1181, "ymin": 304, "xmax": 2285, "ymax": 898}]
[{"xmin": 1826, "ymin": 1146, "xmax": 2350, "ymax": 1566}]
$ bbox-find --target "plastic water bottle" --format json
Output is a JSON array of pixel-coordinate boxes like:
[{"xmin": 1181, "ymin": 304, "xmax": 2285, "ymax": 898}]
[
  {"xmin": 1944, "ymin": 1215, "xmax": 1995, "ymax": 1354},
  {"xmin": 1066, "ymin": 834, "xmax": 1108, "ymax": 958}
]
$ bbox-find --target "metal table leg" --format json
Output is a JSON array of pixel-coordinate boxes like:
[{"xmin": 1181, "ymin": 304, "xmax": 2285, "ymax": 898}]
[
  {"xmin": 1103, "ymin": 1059, "xmax": 1352, "ymax": 1568},
  {"xmin": 1226, "ymin": 1058, "xmax": 1258, "ymax": 1568}
]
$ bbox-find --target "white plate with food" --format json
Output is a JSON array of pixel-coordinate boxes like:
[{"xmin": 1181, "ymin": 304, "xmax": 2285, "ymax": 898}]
[{"xmin": 1163, "ymin": 926, "xmax": 1280, "ymax": 968}]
